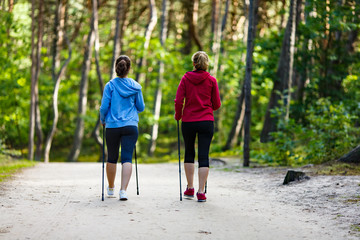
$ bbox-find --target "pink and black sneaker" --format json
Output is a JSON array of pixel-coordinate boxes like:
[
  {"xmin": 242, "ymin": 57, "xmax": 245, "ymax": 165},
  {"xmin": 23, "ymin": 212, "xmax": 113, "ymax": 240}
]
[
  {"xmin": 196, "ymin": 192, "xmax": 207, "ymax": 202},
  {"xmin": 184, "ymin": 187, "xmax": 195, "ymax": 198}
]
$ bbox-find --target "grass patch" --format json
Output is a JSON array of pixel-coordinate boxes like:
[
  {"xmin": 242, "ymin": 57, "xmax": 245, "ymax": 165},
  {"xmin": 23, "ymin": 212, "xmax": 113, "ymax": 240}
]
[
  {"xmin": 0, "ymin": 154, "xmax": 36, "ymax": 182},
  {"xmin": 312, "ymin": 162, "xmax": 360, "ymax": 176},
  {"xmin": 345, "ymin": 195, "xmax": 360, "ymax": 203},
  {"xmin": 351, "ymin": 223, "xmax": 360, "ymax": 232}
]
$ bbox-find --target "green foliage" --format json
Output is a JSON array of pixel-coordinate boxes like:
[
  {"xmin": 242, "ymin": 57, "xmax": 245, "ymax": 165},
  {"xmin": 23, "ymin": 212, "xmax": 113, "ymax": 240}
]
[
  {"xmin": 303, "ymin": 98, "xmax": 359, "ymax": 163},
  {"xmin": 1, "ymin": 0, "xmax": 360, "ymax": 166},
  {"xmin": 256, "ymin": 98, "xmax": 359, "ymax": 166},
  {"xmin": 0, "ymin": 5, "xmax": 31, "ymax": 149}
]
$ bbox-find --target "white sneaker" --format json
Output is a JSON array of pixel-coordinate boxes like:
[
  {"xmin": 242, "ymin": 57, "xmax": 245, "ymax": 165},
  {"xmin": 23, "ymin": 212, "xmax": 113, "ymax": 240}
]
[
  {"xmin": 119, "ymin": 190, "xmax": 128, "ymax": 201},
  {"xmin": 107, "ymin": 187, "xmax": 116, "ymax": 198}
]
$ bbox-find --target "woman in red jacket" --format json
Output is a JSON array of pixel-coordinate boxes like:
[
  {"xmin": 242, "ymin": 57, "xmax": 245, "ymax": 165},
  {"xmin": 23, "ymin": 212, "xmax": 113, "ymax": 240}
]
[{"xmin": 174, "ymin": 51, "xmax": 221, "ymax": 202}]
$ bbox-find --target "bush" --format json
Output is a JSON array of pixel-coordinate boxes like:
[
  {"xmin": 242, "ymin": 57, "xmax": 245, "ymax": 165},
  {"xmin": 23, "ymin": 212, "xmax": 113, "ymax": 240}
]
[{"xmin": 257, "ymin": 98, "xmax": 359, "ymax": 166}]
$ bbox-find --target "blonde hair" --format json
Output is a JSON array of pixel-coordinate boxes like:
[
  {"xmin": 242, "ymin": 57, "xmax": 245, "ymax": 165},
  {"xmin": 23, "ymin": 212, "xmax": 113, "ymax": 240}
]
[{"xmin": 191, "ymin": 51, "xmax": 209, "ymax": 71}]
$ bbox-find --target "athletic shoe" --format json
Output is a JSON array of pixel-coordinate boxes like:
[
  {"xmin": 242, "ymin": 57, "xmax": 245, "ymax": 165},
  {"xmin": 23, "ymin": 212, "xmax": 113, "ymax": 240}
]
[
  {"xmin": 119, "ymin": 190, "xmax": 128, "ymax": 201},
  {"xmin": 184, "ymin": 187, "xmax": 195, "ymax": 198},
  {"xmin": 107, "ymin": 186, "xmax": 115, "ymax": 197},
  {"xmin": 196, "ymin": 192, "xmax": 206, "ymax": 202}
]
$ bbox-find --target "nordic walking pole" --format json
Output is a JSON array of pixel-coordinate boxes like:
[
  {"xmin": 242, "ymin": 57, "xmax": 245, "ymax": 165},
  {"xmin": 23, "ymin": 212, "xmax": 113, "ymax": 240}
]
[
  {"xmin": 135, "ymin": 145, "xmax": 139, "ymax": 195},
  {"xmin": 177, "ymin": 120, "xmax": 182, "ymax": 201},
  {"xmin": 102, "ymin": 125, "xmax": 105, "ymax": 201}
]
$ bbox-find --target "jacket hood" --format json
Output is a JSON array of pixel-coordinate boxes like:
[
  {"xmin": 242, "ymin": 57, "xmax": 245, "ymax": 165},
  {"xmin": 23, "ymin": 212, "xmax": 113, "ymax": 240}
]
[
  {"xmin": 184, "ymin": 70, "xmax": 210, "ymax": 85},
  {"xmin": 109, "ymin": 77, "xmax": 142, "ymax": 97}
]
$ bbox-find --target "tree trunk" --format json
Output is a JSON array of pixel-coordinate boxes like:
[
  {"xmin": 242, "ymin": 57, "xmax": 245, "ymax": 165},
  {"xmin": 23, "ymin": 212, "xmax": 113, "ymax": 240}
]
[
  {"xmin": 190, "ymin": 0, "xmax": 203, "ymax": 51},
  {"xmin": 91, "ymin": 0, "xmax": 107, "ymax": 162},
  {"xmin": 119, "ymin": 0, "xmax": 129, "ymax": 55},
  {"xmin": 8, "ymin": 0, "xmax": 14, "ymax": 12},
  {"xmin": 260, "ymin": 0, "xmax": 298, "ymax": 143},
  {"xmin": 51, "ymin": 0, "xmax": 61, "ymax": 81},
  {"xmin": 182, "ymin": 0, "xmax": 192, "ymax": 54},
  {"xmin": 148, "ymin": 0, "xmax": 169, "ymax": 156},
  {"xmin": 211, "ymin": 0, "xmax": 219, "ymax": 45},
  {"xmin": 224, "ymin": 0, "xmax": 258, "ymax": 151},
  {"xmin": 44, "ymin": 37, "xmax": 71, "ymax": 163},
  {"xmin": 243, "ymin": 0, "xmax": 259, "ymax": 167},
  {"xmin": 28, "ymin": 0, "xmax": 37, "ymax": 160},
  {"xmin": 182, "ymin": 0, "xmax": 202, "ymax": 54},
  {"xmin": 210, "ymin": 0, "xmax": 222, "ymax": 78},
  {"xmin": 68, "ymin": 13, "xmax": 96, "ymax": 162},
  {"xmin": 93, "ymin": 0, "xmax": 103, "ymax": 95},
  {"xmin": 28, "ymin": 0, "xmax": 44, "ymax": 161},
  {"xmin": 110, "ymin": 0, "xmax": 124, "ymax": 79},
  {"xmin": 337, "ymin": 145, "xmax": 360, "ymax": 164},
  {"xmin": 51, "ymin": 0, "xmax": 66, "ymax": 76},
  {"xmin": 44, "ymin": 0, "xmax": 71, "ymax": 163},
  {"xmin": 212, "ymin": 0, "xmax": 230, "ymax": 144},
  {"xmin": 135, "ymin": 0, "xmax": 157, "ymax": 83},
  {"xmin": 296, "ymin": 0, "xmax": 309, "ymax": 104},
  {"xmin": 284, "ymin": 0, "xmax": 297, "ymax": 120}
]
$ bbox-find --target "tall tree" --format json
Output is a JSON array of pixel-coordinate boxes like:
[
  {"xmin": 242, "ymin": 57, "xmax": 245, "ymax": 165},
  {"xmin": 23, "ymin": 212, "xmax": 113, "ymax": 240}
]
[
  {"xmin": 28, "ymin": 0, "xmax": 44, "ymax": 161},
  {"xmin": 295, "ymin": 0, "xmax": 309, "ymax": 105},
  {"xmin": 34, "ymin": 0, "xmax": 44, "ymax": 161},
  {"xmin": 211, "ymin": 0, "xmax": 219, "ymax": 33},
  {"xmin": 260, "ymin": 0, "xmax": 298, "ymax": 142},
  {"xmin": 110, "ymin": 0, "xmax": 125, "ymax": 80},
  {"xmin": 44, "ymin": 0, "xmax": 71, "ymax": 163},
  {"xmin": 51, "ymin": 0, "xmax": 66, "ymax": 75},
  {"xmin": 211, "ymin": 0, "xmax": 230, "ymax": 143},
  {"xmin": 211, "ymin": 0, "xmax": 220, "ymax": 47},
  {"xmin": 210, "ymin": 0, "xmax": 223, "ymax": 78},
  {"xmin": 190, "ymin": 0, "xmax": 203, "ymax": 51},
  {"xmin": 28, "ymin": 0, "xmax": 37, "ymax": 160},
  {"xmin": 148, "ymin": 0, "xmax": 169, "ymax": 156},
  {"xmin": 182, "ymin": 0, "xmax": 193, "ymax": 54},
  {"xmin": 8, "ymin": 0, "xmax": 14, "ymax": 12},
  {"xmin": 224, "ymin": 0, "xmax": 259, "ymax": 151},
  {"xmin": 135, "ymin": 0, "xmax": 157, "ymax": 83},
  {"xmin": 68, "ymin": 7, "xmax": 96, "ymax": 162},
  {"xmin": 91, "ymin": 0, "xmax": 106, "ymax": 161},
  {"xmin": 243, "ymin": 0, "xmax": 259, "ymax": 167},
  {"xmin": 182, "ymin": 0, "xmax": 203, "ymax": 54}
]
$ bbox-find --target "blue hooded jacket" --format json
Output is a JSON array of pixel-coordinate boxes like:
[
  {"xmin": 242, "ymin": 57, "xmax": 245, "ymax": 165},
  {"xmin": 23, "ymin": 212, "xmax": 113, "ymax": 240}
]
[{"xmin": 100, "ymin": 77, "xmax": 145, "ymax": 128}]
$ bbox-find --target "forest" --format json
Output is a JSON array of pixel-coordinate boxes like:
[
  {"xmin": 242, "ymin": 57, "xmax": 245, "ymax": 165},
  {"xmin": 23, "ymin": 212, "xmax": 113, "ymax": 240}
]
[{"xmin": 0, "ymin": 0, "xmax": 359, "ymax": 166}]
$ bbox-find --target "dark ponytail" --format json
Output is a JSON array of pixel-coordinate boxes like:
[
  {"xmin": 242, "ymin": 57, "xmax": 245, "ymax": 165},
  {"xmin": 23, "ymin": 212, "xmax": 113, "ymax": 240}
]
[{"xmin": 115, "ymin": 55, "xmax": 131, "ymax": 77}]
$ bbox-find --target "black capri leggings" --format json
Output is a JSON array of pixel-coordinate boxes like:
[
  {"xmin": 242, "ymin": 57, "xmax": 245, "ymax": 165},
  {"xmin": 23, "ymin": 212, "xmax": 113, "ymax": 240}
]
[
  {"xmin": 181, "ymin": 121, "xmax": 214, "ymax": 168},
  {"xmin": 106, "ymin": 126, "xmax": 138, "ymax": 164}
]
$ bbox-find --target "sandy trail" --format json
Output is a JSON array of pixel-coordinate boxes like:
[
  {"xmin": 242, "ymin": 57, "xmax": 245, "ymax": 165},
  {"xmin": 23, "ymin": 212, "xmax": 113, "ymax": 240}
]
[{"xmin": 0, "ymin": 162, "xmax": 359, "ymax": 240}]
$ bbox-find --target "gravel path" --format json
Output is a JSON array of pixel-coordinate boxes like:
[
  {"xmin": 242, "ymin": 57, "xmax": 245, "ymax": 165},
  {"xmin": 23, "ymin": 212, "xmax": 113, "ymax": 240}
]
[{"xmin": 0, "ymin": 162, "xmax": 359, "ymax": 239}]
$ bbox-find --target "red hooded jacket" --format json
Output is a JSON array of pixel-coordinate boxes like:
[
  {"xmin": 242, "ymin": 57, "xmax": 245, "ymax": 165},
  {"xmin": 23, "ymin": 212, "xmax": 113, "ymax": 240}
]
[{"xmin": 174, "ymin": 70, "xmax": 221, "ymax": 122}]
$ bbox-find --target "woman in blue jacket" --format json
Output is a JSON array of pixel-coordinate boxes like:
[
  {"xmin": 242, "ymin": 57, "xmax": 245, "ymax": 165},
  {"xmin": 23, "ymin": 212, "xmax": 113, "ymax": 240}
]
[{"xmin": 100, "ymin": 55, "xmax": 145, "ymax": 201}]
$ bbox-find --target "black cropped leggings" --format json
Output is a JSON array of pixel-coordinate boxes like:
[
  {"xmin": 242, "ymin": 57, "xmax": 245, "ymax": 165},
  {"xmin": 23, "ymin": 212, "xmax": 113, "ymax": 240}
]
[
  {"xmin": 106, "ymin": 126, "xmax": 138, "ymax": 164},
  {"xmin": 181, "ymin": 121, "xmax": 214, "ymax": 168}
]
